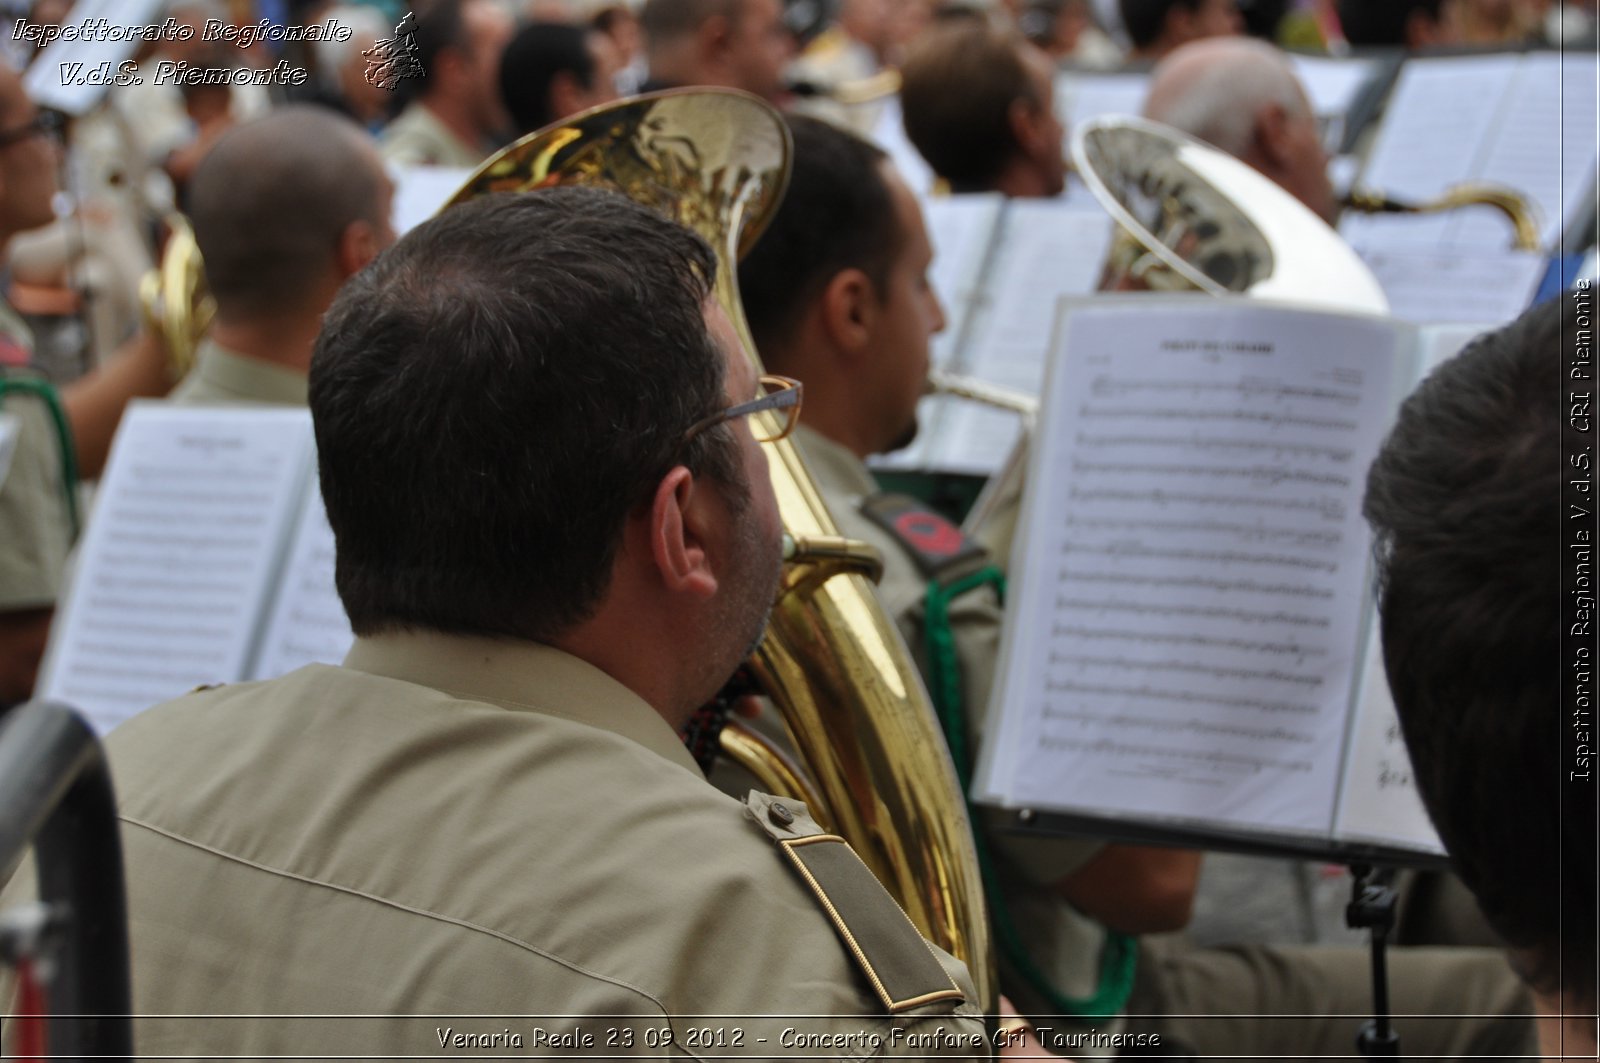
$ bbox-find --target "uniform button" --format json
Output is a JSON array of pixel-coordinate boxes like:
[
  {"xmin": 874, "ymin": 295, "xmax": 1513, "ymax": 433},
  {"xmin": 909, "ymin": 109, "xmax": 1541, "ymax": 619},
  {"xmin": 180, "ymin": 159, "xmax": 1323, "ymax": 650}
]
[{"xmin": 768, "ymin": 802, "xmax": 795, "ymax": 827}]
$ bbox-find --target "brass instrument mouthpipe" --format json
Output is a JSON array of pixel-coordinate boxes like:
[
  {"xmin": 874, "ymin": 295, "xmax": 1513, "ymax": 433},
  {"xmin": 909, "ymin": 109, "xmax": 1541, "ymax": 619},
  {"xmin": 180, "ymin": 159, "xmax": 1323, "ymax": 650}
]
[{"xmin": 1343, "ymin": 182, "xmax": 1543, "ymax": 252}]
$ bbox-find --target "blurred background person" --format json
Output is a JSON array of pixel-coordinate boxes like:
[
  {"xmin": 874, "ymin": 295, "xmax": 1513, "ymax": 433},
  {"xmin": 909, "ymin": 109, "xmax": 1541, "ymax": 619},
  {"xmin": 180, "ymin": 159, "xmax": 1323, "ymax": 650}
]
[
  {"xmin": 1119, "ymin": 0, "xmax": 1243, "ymax": 60},
  {"xmin": 381, "ymin": 0, "xmax": 515, "ymax": 167},
  {"xmin": 637, "ymin": 0, "xmax": 795, "ymax": 101},
  {"xmin": 297, "ymin": 4, "xmax": 394, "ymax": 133},
  {"xmin": 1336, "ymin": 0, "xmax": 1464, "ymax": 48},
  {"xmin": 498, "ymin": 20, "xmax": 620, "ymax": 135}
]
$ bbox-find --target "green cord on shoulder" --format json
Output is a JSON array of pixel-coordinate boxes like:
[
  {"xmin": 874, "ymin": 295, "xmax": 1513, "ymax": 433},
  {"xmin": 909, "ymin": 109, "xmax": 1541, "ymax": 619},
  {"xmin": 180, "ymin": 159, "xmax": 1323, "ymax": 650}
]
[
  {"xmin": 0, "ymin": 375, "xmax": 81, "ymax": 539},
  {"xmin": 923, "ymin": 565, "xmax": 1137, "ymax": 1021}
]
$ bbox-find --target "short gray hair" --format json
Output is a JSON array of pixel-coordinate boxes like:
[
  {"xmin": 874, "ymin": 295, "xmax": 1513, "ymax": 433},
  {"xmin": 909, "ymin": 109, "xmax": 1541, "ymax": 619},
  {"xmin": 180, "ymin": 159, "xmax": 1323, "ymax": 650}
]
[{"xmin": 1144, "ymin": 38, "xmax": 1309, "ymax": 158}]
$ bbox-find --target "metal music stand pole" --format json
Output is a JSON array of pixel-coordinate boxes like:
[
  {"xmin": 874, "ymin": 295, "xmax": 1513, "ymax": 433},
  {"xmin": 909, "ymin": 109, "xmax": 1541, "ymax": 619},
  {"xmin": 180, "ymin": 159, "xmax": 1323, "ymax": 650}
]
[{"xmin": 1346, "ymin": 863, "xmax": 1401, "ymax": 1058}]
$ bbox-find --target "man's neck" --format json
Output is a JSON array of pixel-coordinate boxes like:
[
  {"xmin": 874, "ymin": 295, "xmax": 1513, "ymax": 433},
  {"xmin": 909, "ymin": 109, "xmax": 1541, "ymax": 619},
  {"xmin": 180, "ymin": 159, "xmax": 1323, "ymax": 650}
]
[
  {"xmin": 208, "ymin": 314, "xmax": 324, "ymax": 375},
  {"xmin": 991, "ymin": 157, "xmax": 1055, "ymax": 199}
]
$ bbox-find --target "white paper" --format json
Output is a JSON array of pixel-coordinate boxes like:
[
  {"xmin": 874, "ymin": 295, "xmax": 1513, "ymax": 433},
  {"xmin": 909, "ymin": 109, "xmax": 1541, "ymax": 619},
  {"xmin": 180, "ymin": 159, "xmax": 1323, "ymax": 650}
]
[
  {"xmin": 0, "ymin": 412, "xmax": 18, "ymax": 489},
  {"xmin": 868, "ymin": 95, "xmax": 939, "ymax": 197},
  {"xmin": 40, "ymin": 405, "xmax": 314, "ymax": 733},
  {"xmin": 22, "ymin": 0, "xmax": 163, "ymax": 115},
  {"xmin": 1289, "ymin": 55, "xmax": 1378, "ymax": 120},
  {"xmin": 390, "ymin": 164, "xmax": 472, "ymax": 235},
  {"xmin": 1341, "ymin": 53, "xmax": 1599, "ymax": 252},
  {"xmin": 1332, "ymin": 627, "xmax": 1444, "ymax": 852},
  {"xmin": 978, "ymin": 299, "xmax": 1408, "ymax": 839},
  {"xmin": 1356, "ymin": 246, "xmax": 1546, "ymax": 326},
  {"xmin": 249, "ymin": 487, "xmax": 352, "ymax": 680},
  {"xmin": 1056, "ymin": 72, "xmax": 1147, "ymax": 150},
  {"xmin": 927, "ymin": 203, "xmax": 1113, "ymax": 475}
]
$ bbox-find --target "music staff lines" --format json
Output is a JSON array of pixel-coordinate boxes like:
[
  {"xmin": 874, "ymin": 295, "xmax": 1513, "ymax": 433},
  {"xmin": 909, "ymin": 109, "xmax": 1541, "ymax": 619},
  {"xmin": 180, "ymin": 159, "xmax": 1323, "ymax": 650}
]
[
  {"xmin": 98, "ymin": 552, "xmax": 246, "ymax": 573},
  {"xmin": 87, "ymin": 576, "xmax": 243, "ymax": 595},
  {"xmin": 1058, "ymin": 542, "xmax": 1339, "ymax": 574},
  {"xmin": 1052, "ymin": 596, "xmax": 1329, "ymax": 629},
  {"xmin": 101, "ymin": 532, "xmax": 265, "ymax": 552},
  {"xmin": 1042, "ymin": 707, "xmax": 1316, "ymax": 745},
  {"xmin": 113, "ymin": 485, "xmax": 277, "ymax": 507},
  {"xmin": 85, "ymin": 595, "xmax": 240, "ymax": 617},
  {"xmin": 1050, "ymin": 623, "xmax": 1328, "ymax": 660},
  {"xmin": 74, "ymin": 640, "xmax": 231, "ymax": 662},
  {"xmin": 1080, "ymin": 405, "xmax": 1358, "ymax": 432},
  {"xmin": 1041, "ymin": 677, "xmax": 1317, "ymax": 716},
  {"xmin": 1063, "ymin": 515, "xmax": 1342, "ymax": 549},
  {"xmin": 1046, "ymin": 651, "xmax": 1324, "ymax": 689},
  {"xmin": 106, "ymin": 507, "xmax": 269, "ymax": 530},
  {"xmin": 1070, "ymin": 459, "xmax": 1351, "ymax": 489},
  {"xmin": 1074, "ymin": 432, "xmax": 1353, "ymax": 463},
  {"xmin": 1088, "ymin": 375, "xmax": 1361, "ymax": 406},
  {"xmin": 1056, "ymin": 569, "xmax": 1332, "ymax": 600},
  {"xmin": 1069, "ymin": 485, "xmax": 1345, "ymax": 521},
  {"xmin": 1034, "ymin": 735, "xmax": 1312, "ymax": 775}
]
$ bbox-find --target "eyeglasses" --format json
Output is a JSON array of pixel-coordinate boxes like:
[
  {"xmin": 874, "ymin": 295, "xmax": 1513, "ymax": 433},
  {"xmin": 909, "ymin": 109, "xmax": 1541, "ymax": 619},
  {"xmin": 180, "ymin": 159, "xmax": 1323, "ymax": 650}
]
[
  {"xmin": 682, "ymin": 374, "xmax": 803, "ymax": 451},
  {"xmin": 0, "ymin": 110, "xmax": 63, "ymax": 149}
]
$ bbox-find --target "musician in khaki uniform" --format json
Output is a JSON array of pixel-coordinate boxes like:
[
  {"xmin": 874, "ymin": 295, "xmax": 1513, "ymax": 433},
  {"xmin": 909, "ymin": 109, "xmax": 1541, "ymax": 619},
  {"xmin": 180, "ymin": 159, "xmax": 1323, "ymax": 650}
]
[
  {"xmin": 4, "ymin": 188, "xmax": 1041, "ymax": 1058},
  {"xmin": 736, "ymin": 113, "xmax": 1536, "ymax": 1056},
  {"xmin": 171, "ymin": 107, "xmax": 395, "ymax": 407},
  {"xmin": 380, "ymin": 0, "xmax": 514, "ymax": 168}
]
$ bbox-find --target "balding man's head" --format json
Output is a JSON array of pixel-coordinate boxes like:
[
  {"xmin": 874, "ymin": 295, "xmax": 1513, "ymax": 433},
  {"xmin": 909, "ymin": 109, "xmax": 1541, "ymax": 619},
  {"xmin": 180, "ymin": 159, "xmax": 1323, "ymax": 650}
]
[
  {"xmin": 190, "ymin": 106, "xmax": 395, "ymax": 321},
  {"xmin": 1142, "ymin": 37, "xmax": 1334, "ymax": 221}
]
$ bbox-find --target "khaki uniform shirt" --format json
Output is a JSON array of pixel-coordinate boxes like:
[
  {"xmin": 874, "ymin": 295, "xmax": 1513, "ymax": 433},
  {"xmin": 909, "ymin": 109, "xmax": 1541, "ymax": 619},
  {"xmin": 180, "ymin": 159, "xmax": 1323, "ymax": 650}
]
[
  {"xmin": 0, "ymin": 306, "xmax": 69, "ymax": 611},
  {"xmin": 790, "ymin": 426, "xmax": 1114, "ymax": 1020},
  {"xmin": 381, "ymin": 103, "xmax": 488, "ymax": 169},
  {"xmin": 169, "ymin": 338, "xmax": 309, "ymax": 407},
  {"xmin": 5, "ymin": 632, "xmax": 990, "ymax": 1058}
]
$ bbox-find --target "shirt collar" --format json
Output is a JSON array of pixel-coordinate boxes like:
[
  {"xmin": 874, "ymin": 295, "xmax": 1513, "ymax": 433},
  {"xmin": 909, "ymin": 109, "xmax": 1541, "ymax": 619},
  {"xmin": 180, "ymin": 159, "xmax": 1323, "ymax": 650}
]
[
  {"xmin": 793, "ymin": 423, "xmax": 878, "ymax": 497},
  {"xmin": 341, "ymin": 631, "xmax": 704, "ymax": 776},
  {"xmin": 191, "ymin": 339, "xmax": 310, "ymax": 405}
]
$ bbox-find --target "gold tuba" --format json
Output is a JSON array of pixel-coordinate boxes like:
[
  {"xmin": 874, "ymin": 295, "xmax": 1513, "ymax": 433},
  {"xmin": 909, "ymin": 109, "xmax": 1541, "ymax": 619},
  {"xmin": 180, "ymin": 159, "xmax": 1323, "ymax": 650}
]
[{"xmin": 448, "ymin": 89, "xmax": 998, "ymax": 1010}]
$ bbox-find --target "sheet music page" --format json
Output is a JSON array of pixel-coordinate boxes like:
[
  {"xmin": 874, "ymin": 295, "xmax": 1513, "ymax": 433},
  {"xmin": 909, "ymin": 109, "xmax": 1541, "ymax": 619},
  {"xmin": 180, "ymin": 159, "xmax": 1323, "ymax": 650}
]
[
  {"xmin": 1288, "ymin": 55, "xmax": 1377, "ymax": 120},
  {"xmin": 22, "ymin": 0, "xmax": 164, "ymax": 115},
  {"xmin": 975, "ymin": 298, "xmax": 1408, "ymax": 839},
  {"xmin": 40, "ymin": 405, "xmax": 314, "ymax": 733},
  {"xmin": 1355, "ymin": 246, "xmax": 1546, "ymax": 326},
  {"xmin": 1338, "ymin": 55, "xmax": 1520, "ymax": 251},
  {"xmin": 1482, "ymin": 52, "xmax": 1599, "ymax": 249},
  {"xmin": 249, "ymin": 483, "xmax": 353, "ymax": 680},
  {"xmin": 1332, "ymin": 627, "xmax": 1445, "ymax": 852},
  {"xmin": 925, "ymin": 203, "xmax": 1112, "ymax": 474}
]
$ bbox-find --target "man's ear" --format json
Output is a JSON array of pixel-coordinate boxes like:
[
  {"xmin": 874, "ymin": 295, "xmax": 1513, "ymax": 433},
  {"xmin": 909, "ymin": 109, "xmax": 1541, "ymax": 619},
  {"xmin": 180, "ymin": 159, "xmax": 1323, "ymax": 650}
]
[
  {"xmin": 818, "ymin": 267, "xmax": 877, "ymax": 359},
  {"xmin": 1007, "ymin": 95, "xmax": 1047, "ymax": 161},
  {"xmin": 649, "ymin": 465, "xmax": 718, "ymax": 598},
  {"xmin": 549, "ymin": 70, "xmax": 585, "ymax": 120},
  {"xmin": 696, "ymin": 14, "xmax": 736, "ymax": 70},
  {"xmin": 336, "ymin": 220, "xmax": 383, "ymax": 277},
  {"xmin": 1252, "ymin": 102, "xmax": 1293, "ymax": 167}
]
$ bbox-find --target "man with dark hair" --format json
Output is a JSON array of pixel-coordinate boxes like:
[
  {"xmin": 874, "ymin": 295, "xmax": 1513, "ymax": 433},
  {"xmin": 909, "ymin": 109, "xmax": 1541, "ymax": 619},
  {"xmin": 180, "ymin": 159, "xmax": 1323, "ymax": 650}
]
[
  {"xmin": 2, "ymin": 186, "xmax": 1020, "ymax": 1056},
  {"xmin": 898, "ymin": 22, "xmax": 1066, "ymax": 197},
  {"xmin": 381, "ymin": 0, "xmax": 514, "ymax": 166},
  {"xmin": 1337, "ymin": 0, "xmax": 1462, "ymax": 47},
  {"xmin": 498, "ymin": 22, "xmax": 621, "ymax": 136},
  {"xmin": 1365, "ymin": 288, "xmax": 1598, "ymax": 1057},
  {"xmin": 1118, "ymin": 0, "xmax": 1242, "ymax": 59},
  {"xmin": 738, "ymin": 112, "xmax": 1540, "ymax": 1057},
  {"xmin": 637, "ymin": 0, "xmax": 795, "ymax": 101},
  {"xmin": 172, "ymin": 106, "xmax": 395, "ymax": 406}
]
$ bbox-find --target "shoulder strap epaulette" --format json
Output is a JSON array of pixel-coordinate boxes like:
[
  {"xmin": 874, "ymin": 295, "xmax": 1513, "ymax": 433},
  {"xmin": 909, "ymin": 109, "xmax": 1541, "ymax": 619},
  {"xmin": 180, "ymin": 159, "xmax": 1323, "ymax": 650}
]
[
  {"xmin": 745, "ymin": 791, "xmax": 965, "ymax": 1013},
  {"xmin": 859, "ymin": 493, "xmax": 989, "ymax": 587}
]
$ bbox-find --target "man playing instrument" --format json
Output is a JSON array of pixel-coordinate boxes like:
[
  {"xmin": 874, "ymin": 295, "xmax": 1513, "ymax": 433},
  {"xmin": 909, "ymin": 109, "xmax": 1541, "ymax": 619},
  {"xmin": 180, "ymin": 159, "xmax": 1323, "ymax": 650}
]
[
  {"xmin": 736, "ymin": 112, "xmax": 1538, "ymax": 1057},
  {"xmin": 3, "ymin": 186, "xmax": 1055, "ymax": 1058}
]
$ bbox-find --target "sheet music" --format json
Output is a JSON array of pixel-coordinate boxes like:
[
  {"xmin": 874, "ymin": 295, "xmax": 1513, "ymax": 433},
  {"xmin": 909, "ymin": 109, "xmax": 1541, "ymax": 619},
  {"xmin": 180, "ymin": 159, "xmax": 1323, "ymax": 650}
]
[
  {"xmin": 1356, "ymin": 246, "xmax": 1546, "ymax": 326},
  {"xmin": 1288, "ymin": 55, "xmax": 1378, "ymax": 120},
  {"xmin": 1340, "ymin": 53, "xmax": 1598, "ymax": 252},
  {"xmin": 977, "ymin": 299, "xmax": 1410, "ymax": 838},
  {"xmin": 926, "ymin": 203, "xmax": 1112, "ymax": 474},
  {"xmin": 1332, "ymin": 628, "xmax": 1444, "ymax": 852},
  {"xmin": 249, "ymin": 485, "xmax": 353, "ymax": 680},
  {"xmin": 22, "ymin": 0, "xmax": 163, "ymax": 115},
  {"xmin": 40, "ymin": 405, "xmax": 314, "ymax": 733},
  {"xmin": 1056, "ymin": 72, "xmax": 1147, "ymax": 146}
]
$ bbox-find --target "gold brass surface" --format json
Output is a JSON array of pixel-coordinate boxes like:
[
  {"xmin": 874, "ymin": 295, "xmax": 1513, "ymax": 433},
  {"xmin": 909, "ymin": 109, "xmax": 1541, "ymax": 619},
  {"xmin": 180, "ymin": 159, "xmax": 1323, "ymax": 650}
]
[
  {"xmin": 450, "ymin": 89, "xmax": 997, "ymax": 1009},
  {"xmin": 138, "ymin": 215, "xmax": 214, "ymax": 381},
  {"xmin": 1343, "ymin": 183, "xmax": 1543, "ymax": 252}
]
